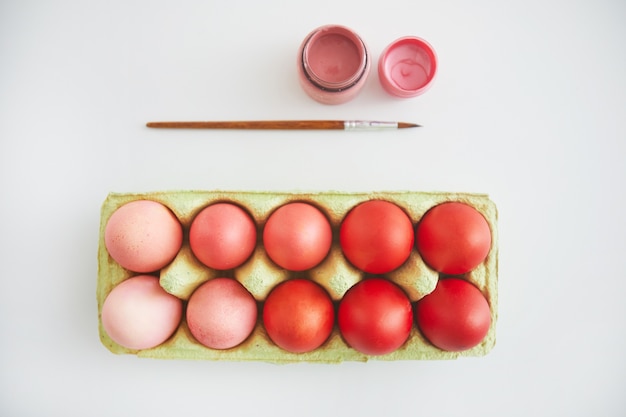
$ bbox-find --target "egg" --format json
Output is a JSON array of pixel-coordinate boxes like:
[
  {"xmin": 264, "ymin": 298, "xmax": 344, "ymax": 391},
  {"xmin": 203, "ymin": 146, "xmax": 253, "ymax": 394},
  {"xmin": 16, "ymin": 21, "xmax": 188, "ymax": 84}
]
[
  {"xmin": 104, "ymin": 200, "xmax": 183, "ymax": 272},
  {"xmin": 101, "ymin": 275, "xmax": 183, "ymax": 350},
  {"xmin": 263, "ymin": 202, "xmax": 332, "ymax": 271},
  {"xmin": 189, "ymin": 203, "xmax": 257, "ymax": 270},
  {"xmin": 186, "ymin": 278, "xmax": 258, "ymax": 350}
]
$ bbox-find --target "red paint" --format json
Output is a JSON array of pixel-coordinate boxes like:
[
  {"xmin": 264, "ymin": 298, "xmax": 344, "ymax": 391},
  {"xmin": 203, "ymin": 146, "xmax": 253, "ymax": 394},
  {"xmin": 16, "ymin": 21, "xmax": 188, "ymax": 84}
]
[
  {"xmin": 378, "ymin": 37, "xmax": 437, "ymax": 98},
  {"xmin": 298, "ymin": 25, "xmax": 370, "ymax": 104}
]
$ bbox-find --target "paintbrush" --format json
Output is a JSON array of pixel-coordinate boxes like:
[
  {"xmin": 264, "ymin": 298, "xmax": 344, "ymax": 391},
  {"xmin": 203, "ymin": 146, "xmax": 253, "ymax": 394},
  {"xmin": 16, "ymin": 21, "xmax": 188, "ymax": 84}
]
[{"xmin": 145, "ymin": 120, "xmax": 420, "ymax": 130}]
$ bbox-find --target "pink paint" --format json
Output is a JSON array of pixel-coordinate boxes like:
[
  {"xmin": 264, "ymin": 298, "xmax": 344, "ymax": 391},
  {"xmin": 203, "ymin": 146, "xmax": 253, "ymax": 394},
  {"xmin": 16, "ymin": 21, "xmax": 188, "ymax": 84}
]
[
  {"xmin": 298, "ymin": 25, "xmax": 370, "ymax": 104},
  {"xmin": 306, "ymin": 33, "xmax": 361, "ymax": 83},
  {"xmin": 378, "ymin": 37, "xmax": 437, "ymax": 98}
]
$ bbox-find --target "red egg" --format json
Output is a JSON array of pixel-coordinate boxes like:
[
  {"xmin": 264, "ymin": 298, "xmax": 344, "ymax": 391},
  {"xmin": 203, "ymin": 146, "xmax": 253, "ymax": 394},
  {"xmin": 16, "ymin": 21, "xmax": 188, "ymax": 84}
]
[
  {"xmin": 416, "ymin": 202, "xmax": 491, "ymax": 275},
  {"xmin": 186, "ymin": 278, "xmax": 258, "ymax": 350},
  {"xmin": 263, "ymin": 279, "xmax": 335, "ymax": 353},
  {"xmin": 263, "ymin": 202, "xmax": 332, "ymax": 271},
  {"xmin": 415, "ymin": 278, "xmax": 491, "ymax": 351},
  {"xmin": 338, "ymin": 278, "xmax": 413, "ymax": 355},
  {"xmin": 104, "ymin": 200, "xmax": 183, "ymax": 272},
  {"xmin": 101, "ymin": 275, "xmax": 183, "ymax": 350},
  {"xmin": 340, "ymin": 200, "xmax": 414, "ymax": 274},
  {"xmin": 189, "ymin": 203, "xmax": 257, "ymax": 270}
]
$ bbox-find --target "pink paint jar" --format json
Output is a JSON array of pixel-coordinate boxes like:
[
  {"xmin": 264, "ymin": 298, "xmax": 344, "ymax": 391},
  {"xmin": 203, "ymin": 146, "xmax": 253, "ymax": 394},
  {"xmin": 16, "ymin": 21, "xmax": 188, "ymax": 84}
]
[
  {"xmin": 297, "ymin": 25, "xmax": 371, "ymax": 105},
  {"xmin": 378, "ymin": 36, "xmax": 437, "ymax": 98}
]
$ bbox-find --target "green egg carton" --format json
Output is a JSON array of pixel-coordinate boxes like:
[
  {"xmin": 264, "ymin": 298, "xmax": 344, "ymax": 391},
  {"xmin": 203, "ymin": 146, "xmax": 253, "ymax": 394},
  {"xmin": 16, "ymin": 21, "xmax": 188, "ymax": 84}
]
[{"xmin": 97, "ymin": 190, "xmax": 498, "ymax": 363}]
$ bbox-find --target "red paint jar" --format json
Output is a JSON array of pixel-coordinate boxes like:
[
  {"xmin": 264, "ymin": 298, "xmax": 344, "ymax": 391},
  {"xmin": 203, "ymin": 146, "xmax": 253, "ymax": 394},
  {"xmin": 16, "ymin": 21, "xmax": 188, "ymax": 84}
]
[{"xmin": 297, "ymin": 25, "xmax": 371, "ymax": 105}]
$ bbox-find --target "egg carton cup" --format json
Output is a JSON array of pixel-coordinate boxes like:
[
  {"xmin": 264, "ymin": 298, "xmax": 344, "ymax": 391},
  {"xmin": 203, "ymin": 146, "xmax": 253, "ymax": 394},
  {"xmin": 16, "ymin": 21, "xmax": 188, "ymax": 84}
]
[{"xmin": 97, "ymin": 190, "xmax": 498, "ymax": 363}]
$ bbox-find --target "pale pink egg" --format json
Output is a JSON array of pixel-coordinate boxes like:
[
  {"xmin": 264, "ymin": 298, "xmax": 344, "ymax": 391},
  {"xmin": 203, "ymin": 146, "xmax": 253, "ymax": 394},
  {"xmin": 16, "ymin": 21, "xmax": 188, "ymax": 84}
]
[
  {"xmin": 104, "ymin": 200, "xmax": 183, "ymax": 272},
  {"xmin": 101, "ymin": 275, "xmax": 183, "ymax": 350},
  {"xmin": 186, "ymin": 278, "xmax": 258, "ymax": 350}
]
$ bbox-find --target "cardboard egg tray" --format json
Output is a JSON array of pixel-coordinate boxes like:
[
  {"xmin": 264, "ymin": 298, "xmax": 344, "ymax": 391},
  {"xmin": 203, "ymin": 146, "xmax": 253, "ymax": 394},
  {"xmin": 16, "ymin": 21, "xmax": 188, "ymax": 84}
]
[{"xmin": 97, "ymin": 190, "xmax": 498, "ymax": 362}]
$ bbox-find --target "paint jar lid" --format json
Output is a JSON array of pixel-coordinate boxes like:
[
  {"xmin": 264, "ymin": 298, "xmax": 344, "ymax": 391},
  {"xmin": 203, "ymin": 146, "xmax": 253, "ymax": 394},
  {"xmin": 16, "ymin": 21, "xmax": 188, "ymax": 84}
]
[{"xmin": 378, "ymin": 36, "xmax": 437, "ymax": 98}]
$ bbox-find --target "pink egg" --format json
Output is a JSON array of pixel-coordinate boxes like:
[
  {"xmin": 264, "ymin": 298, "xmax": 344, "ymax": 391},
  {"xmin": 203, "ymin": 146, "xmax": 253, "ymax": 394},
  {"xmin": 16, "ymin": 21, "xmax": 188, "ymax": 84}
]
[
  {"xmin": 263, "ymin": 202, "xmax": 332, "ymax": 271},
  {"xmin": 189, "ymin": 203, "xmax": 257, "ymax": 270},
  {"xmin": 101, "ymin": 275, "xmax": 183, "ymax": 350},
  {"xmin": 104, "ymin": 200, "xmax": 183, "ymax": 272},
  {"xmin": 186, "ymin": 278, "xmax": 258, "ymax": 350}
]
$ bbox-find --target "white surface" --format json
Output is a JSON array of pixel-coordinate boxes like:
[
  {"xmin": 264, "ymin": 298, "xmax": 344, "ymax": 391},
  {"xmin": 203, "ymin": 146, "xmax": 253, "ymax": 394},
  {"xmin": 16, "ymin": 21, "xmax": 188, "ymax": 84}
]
[{"xmin": 1, "ymin": 0, "xmax": 625, "ymax": 416}]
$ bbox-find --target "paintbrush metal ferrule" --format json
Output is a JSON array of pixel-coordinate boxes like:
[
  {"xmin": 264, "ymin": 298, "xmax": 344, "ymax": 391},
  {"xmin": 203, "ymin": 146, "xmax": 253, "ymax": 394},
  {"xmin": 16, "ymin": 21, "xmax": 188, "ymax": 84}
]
[
  {"xmin": 344, "ymin": 120, "xmax": 403, "ymax": 130},
  {"xmin": 145, "ymin": 120, "xmax": 420, "ymax": 130}
]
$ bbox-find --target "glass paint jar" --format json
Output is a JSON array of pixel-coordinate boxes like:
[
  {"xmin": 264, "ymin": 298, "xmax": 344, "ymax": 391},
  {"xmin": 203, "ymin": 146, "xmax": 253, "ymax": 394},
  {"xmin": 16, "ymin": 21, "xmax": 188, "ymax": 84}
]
[{"xmin": 297, "ymin": 25, "xmax": 371, "ymax": 105}]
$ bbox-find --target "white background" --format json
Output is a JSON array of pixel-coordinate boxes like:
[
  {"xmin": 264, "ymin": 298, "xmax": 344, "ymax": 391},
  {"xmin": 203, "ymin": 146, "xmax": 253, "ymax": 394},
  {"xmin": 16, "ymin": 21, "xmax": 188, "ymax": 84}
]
[{"xmin": 1, "ymin": 0, "xmax": 625, "ymax": 416}]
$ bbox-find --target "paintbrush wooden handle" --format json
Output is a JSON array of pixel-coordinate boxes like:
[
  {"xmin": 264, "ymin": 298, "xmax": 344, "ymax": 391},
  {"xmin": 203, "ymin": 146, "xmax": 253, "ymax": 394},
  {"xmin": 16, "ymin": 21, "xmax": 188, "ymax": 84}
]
[{"xmin": 146, "ymin": 120, "xmax": 346, "ymax": 130}]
